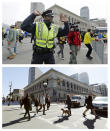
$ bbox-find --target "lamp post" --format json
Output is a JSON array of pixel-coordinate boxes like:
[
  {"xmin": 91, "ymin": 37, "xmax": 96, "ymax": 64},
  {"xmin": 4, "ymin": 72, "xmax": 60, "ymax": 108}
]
[
  {"xmin": 43, "ymin": 81, "xmax": 48, "ymax": 94},
  {"xmin": 8, "ymin": 82, "xmax": 12, "ymax": 106}
]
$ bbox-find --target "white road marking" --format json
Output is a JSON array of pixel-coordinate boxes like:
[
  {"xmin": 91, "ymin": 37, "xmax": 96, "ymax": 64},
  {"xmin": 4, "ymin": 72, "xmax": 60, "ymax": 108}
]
[{"xmin": 37, "ymin": 116, "xmax": 69, "ymax": 129}]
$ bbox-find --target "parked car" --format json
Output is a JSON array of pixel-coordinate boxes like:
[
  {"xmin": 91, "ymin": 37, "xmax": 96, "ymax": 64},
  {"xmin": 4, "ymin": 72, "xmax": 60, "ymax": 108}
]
[
  {"xmin": 92, "ymin": 96, "xmax": 108, "ymax": 113},
  {"xmin": 71, "ymin": 95, "xmax": 85, "ymax": 107}
]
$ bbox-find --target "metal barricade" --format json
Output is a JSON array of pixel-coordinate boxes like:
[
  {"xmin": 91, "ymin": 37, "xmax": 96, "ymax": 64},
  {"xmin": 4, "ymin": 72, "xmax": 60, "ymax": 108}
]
[{"xmin": 92, "ymin": 40, "xmax": 104, "ymax": 64}]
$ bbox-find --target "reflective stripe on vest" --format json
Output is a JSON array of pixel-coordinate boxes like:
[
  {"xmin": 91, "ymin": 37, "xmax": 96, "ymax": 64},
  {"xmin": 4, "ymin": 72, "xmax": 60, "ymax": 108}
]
[{"xmin": 35, "ymin": 22, "xmax": 58, "ymax": 48}]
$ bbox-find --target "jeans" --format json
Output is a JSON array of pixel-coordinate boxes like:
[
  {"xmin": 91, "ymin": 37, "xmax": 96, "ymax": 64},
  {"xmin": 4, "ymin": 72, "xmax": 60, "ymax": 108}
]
[
  {"xmin": 14, "ymin": 42, "xmax": 17, "ymax": 53},
  {"xmin": 57, "ymin": 44, "xmax": 64, "ymax": 58},
  {"xmin": 69, "ymin": 45, "xmax": 78, "ymax": 64}
]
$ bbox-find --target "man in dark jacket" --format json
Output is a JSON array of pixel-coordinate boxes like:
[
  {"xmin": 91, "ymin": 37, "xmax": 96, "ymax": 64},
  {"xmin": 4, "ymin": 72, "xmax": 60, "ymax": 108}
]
[
  {"xmin": 23, "ymin": 94, "xmax": 32, "ymax": 120},
  {"xmin": 66, "ymin": 94, "xmax": 72, "ymax": 116},
  {"xmin": 83, "ymin": 93, "xmax": 97, "ymax": 118},
  {"xmin": 21, "ymin": 10, "xmax": 69, "ymax": 64}
]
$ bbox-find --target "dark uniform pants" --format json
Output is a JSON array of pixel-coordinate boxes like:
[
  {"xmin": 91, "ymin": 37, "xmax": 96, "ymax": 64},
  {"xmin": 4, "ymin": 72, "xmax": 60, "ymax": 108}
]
[
  {"xmin": 31, "ymin": 52, "xmax": 55, "ymax": 64},
  {"xmin": 85, "ymin": 44, "xmax": 92, "ymax": 57}
]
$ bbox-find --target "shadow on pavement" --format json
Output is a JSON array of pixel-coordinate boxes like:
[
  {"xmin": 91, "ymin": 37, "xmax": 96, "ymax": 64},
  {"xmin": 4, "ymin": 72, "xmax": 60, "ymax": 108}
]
[
  {"xmin": 3, "ymin": 110, "xmax": 13, "ymax": 112},
  {"xmin": 2, "ymin": 116, "xmax": 35, "ymax": 128},
  {"xmin": 83, "ymin": 116, "xmax": 100, "ymax": 129},
  {"xmin": 3, "ymin": 108, "xmax": 21, "ymax": 112},
  {"xmin": 53, "ymin": 116, "xmax": 69, "ymax": 124}
]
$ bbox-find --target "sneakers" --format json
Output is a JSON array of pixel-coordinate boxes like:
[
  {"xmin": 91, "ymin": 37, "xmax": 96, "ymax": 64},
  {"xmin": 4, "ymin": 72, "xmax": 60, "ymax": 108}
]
[
  {"xmin": 7, "ymin": 55, "xmax": 15, "ymax": 59},
  {"xmin": 61, "ymin": 57, "xmax": 64, "ymax": 60}
]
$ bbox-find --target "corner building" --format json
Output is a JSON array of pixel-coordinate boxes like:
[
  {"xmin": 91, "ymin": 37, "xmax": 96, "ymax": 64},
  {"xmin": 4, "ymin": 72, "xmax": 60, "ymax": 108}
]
[{"xmin": 24, "ymin": 69, "xmax": 91, "ymax": 102}]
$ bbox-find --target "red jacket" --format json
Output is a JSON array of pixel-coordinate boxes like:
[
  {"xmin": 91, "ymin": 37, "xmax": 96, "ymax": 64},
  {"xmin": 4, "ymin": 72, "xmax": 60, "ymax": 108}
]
[{"xmin": 68, "ymin": 31, "xmax": 81, "ymax": 45}]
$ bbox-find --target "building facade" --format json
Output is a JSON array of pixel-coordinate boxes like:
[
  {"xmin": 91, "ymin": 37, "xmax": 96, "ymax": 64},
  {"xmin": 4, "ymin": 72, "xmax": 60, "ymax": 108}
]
[
  {"xmin": 12, "ymin": 89, "xmax": 24, "ymax": 101},
  {"xmin": 24, "ymin": 69, "xmax": 96, "ymax": 102},
  {"xmin": 90, "ymin": 83, "xmax": 108, "ymax": 96},
  {"xmin": 90, "ymin": 19, "xmax": 107, "ymax": 27},
  {"xmin": 35, "ymin": 4, "xmax": 91, "ymax": 31},
  {"xmin": 35, "ymin": 4, "xmax": 107, "ymax": 32}
]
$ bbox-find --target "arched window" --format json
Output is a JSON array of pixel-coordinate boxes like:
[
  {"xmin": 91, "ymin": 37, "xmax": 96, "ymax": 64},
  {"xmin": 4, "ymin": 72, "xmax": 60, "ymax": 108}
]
[{"xmin": 62, "ymin": 80, "xmax": 65, "ymax": 86}]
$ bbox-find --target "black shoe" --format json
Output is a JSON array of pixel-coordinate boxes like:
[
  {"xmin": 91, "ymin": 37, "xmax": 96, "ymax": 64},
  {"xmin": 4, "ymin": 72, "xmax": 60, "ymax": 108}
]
[
  {"xmin": 86, "ymin": 56, "xmax": 93, "ymax": 60},
  {"xmin": 89, "ymin": 56, "xmax": 93, "ymax": 59},
  {"xmin": 83, "ymin": 113, "xmax": 86, "ymax": 117},
  {"xmin": 95, "ymin": 115, "xmax": 99, "ymax": 119},
  {"xmin": 43, "ymin": 113, "xmax": 46, "ymax": 115}
]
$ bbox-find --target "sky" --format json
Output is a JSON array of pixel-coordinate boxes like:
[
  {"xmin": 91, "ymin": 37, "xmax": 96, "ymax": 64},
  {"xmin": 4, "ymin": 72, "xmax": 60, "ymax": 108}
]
[
  {"xmin": 2, "ymin": 0, "xmax": 108, "ymax": 25},
  {"xmin": 2, "ymin": 67, "xmax": 108, "ymax": 97}
]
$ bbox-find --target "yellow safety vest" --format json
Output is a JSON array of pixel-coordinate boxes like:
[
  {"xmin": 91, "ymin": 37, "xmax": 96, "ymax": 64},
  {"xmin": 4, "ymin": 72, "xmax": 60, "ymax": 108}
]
[
  {"xmin": 35, "ymin": 22, "xmax": 58, "ymax": 48},
  {"xmin": 103, "ymin": 34, "xmax": 107, "ymax": 38}
]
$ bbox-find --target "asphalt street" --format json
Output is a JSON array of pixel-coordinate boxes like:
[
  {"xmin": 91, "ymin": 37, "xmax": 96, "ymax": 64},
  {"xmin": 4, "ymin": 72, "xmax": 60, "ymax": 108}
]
[
  {"xmin": 2, "ymin": 103, "xmax": 108, "ymax": 129},
  {"xmin": 2, "ymin": 37, "xmax": 107, "ymax": 64}
]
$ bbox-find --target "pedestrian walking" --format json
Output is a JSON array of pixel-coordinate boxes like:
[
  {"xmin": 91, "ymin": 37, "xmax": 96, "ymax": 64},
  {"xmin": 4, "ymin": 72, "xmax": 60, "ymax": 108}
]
[
  {"xmin": 34, "ymin": 97, "xmax": 40, "ymax": 115},
  {"xmin": 57, "ymin": 36, "xmax": 66, "ymax": 60},
  {"xmin": 21, "ymin": 9, "xmax": 69, "ymax": 64},
  {"xmin": 14, "ymin": 25, "xmax": 19, "ymax": 54},
  {"xmin": 2, "ymin": 27, "xmax": 5, "ymax": 45},
  {"xmin": 7, "ymin": 25, "xmax": 18, "ymax": 59},
  {"xmin": 19, "ymin": 98, "xmax": 24, "ymax": 108},
  {"xmin": 19, "ymin": 29, "xmax": 24, "ymax": 43},
  {"xmin": 80, "ymin": 31, "xmax": 86, "ymax": 42},
  {"xmin": 45, "ymin": 95, "xmax": 50, "ymax": 110},
  {"xmin": 68, "ymin": 26, "xmax": 81, "ymax": 64},
  {"xmin": 38, "ymin": 93, "xmax": 46, "ymax": 115},
  {"xmin": 84, "ymin": 29, "xmax": 98, "ymax": 60},
  {"xmin": 66, "ymin": 94, "xmax": 72, "ymax": 116},
  {"xmin": 23, "ymin": 94, "xmax": 32, "ymax": 120},
  {"xmin": 83, "ymin": 93, "xmax": 97, "ymax": 118}
]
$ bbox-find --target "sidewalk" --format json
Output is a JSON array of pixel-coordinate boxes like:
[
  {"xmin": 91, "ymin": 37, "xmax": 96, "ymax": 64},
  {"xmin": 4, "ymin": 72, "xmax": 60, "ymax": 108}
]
[{"xmin": 2, "ymin": 38, "xmax": 104, "ymax": 64}]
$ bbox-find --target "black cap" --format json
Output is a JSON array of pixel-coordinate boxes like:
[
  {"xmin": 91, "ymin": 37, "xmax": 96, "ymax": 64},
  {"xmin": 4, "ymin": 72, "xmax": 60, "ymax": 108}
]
[{"xmin": 42, "ymin": 10, "xmax": 54, "ymax": 17}]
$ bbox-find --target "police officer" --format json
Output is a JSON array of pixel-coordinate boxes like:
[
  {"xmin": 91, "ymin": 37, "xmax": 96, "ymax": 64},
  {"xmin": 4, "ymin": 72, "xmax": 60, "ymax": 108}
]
[{"xmin": 21, "ymin": 10, "xmax": 69, "ymax": 64}]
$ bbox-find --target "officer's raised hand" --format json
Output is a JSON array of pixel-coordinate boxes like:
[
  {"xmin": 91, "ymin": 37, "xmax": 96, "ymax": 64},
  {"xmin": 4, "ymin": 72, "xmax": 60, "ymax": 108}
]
[
  {"xmin": 60, "ymin": 14, "xmax": 68, "ymax": 22},
  {"xmin": 34, "ymin": 10, "xmax": 41, "ymax": 16}
]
